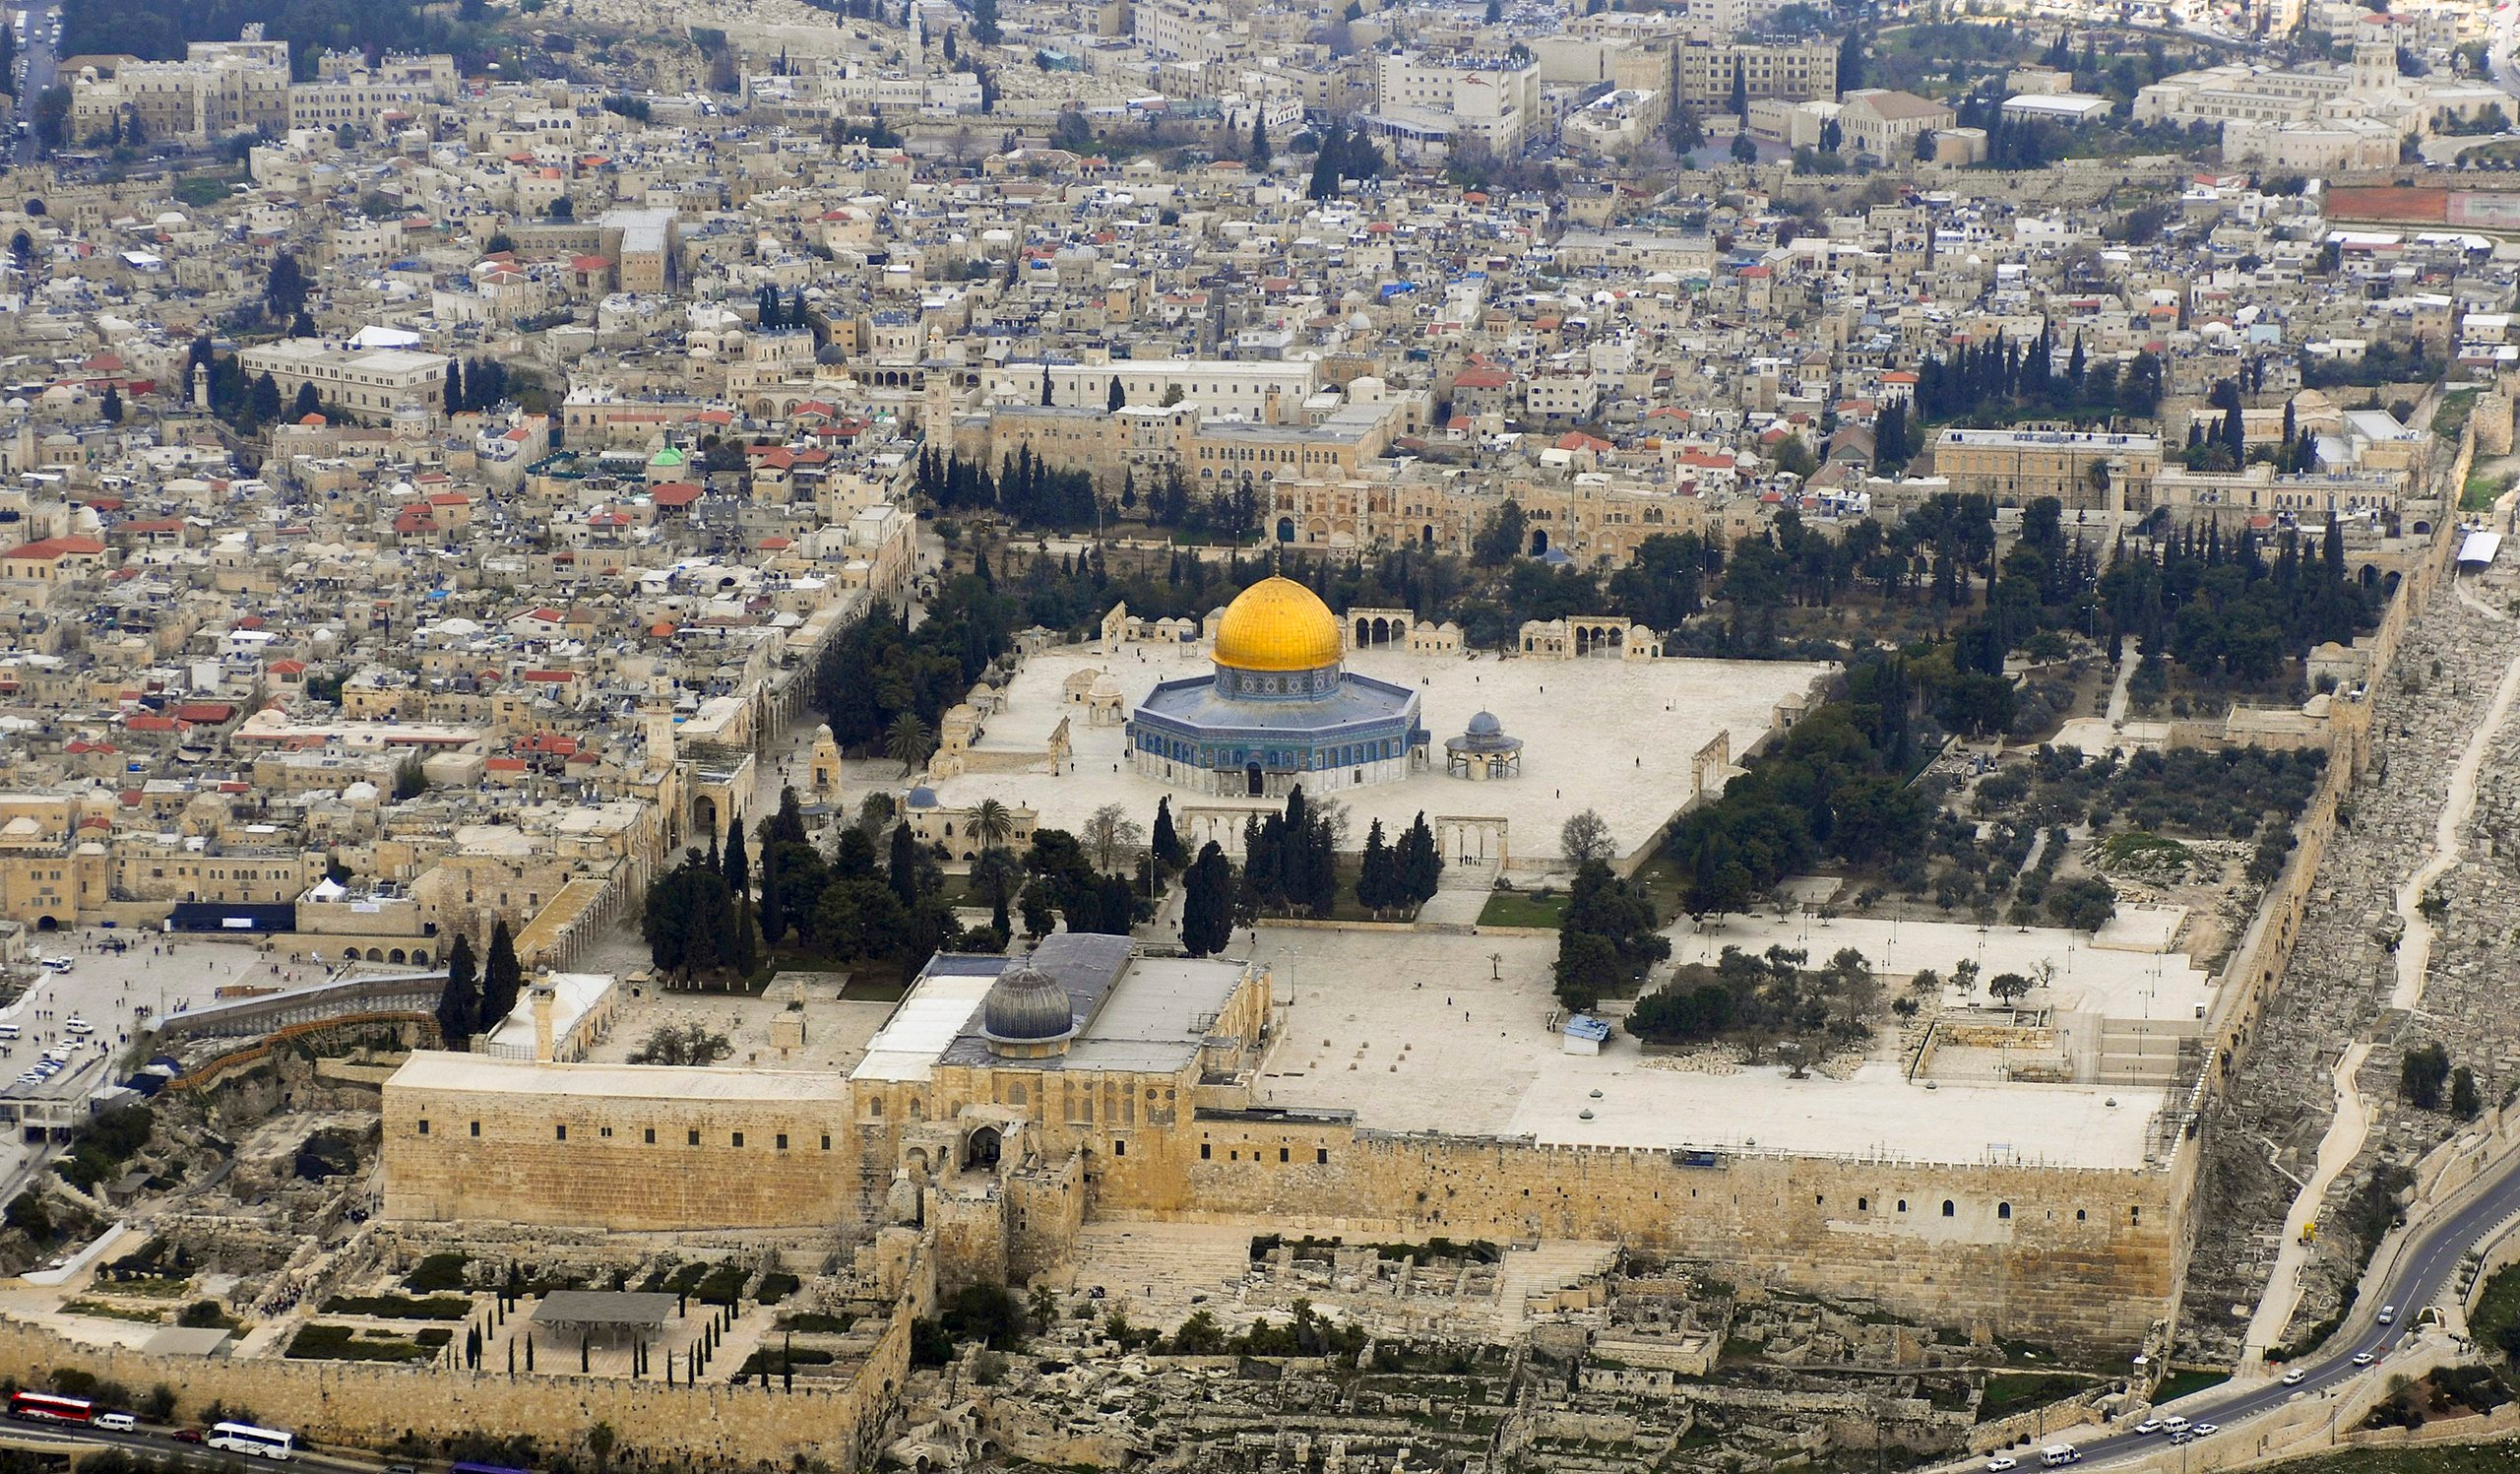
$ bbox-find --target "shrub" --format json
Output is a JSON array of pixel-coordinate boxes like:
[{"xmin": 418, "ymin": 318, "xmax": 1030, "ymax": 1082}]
[
  {"xmin": 319, "ymin": 1294, "xmax": 472, "ymax": 1319},
  {"xmin": 404, "ymin": 1253, "xmax": 470, "ymax": 1293}
]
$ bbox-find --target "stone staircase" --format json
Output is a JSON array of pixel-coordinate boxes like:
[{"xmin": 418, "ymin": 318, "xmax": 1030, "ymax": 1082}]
[
  {"xmin": 1057, "ymin": 1222, "xmax": 1257, "ymax": 1332},
  {"xmin": 1492, "ymin": 1239, "xmax": 1618, "ymax": 1332},
  {"xmin": 2096, "ymin": 1017, "xmax": 2200, "ymax": 1088}
]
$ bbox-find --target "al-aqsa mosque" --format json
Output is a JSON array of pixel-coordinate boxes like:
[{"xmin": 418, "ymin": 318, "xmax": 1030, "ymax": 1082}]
[{"xmin": 1128, "ymin": 576, "xmax": 1425, "ymax": 798}]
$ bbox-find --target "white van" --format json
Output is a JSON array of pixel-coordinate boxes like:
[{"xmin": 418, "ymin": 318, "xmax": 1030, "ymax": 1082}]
[
  {"xmin": 94, "ymin": 1412, "xmax": 136, "ymax": 1433},
  {"xmin": 2163, "ymin": 1415, "xmax": 2189, "ymax": 1434},
  {"xmin": 2041, "ymin": 1448, "xmax": 2081, "ymax": 1468},
  {"xmin": 0, "ymin": 1023, "xmax": 24, "ymax": 1040}
]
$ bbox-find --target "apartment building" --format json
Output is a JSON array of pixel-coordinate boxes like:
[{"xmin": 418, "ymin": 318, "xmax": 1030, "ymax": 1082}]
[
  {"xmin": 1371, "ymin": 51, "xmax": 1544, "ymax": 155},
  {"xmin": 1674, "ymin": 36, "xmax": 1838, "ymax": 107}
]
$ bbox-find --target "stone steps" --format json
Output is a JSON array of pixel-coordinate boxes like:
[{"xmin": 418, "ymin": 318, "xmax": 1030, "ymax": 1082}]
[
  {"xmin": 1493, "ymin": 1239, "xmax": 1617, "ymax": 1331},
  {"xmin": 1057, "ymin": 1222, "xmax": 1257, "ymax": 1332}
]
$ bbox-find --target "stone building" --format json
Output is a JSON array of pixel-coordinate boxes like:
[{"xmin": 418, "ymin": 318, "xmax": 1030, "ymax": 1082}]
[{"xmin": 1924, "ymin": 427, "xmax": 2165, "ymax": 514}]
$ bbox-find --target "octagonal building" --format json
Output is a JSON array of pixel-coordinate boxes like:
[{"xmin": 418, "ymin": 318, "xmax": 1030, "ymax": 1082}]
[{"xmin": 1129, "ymin": 576, "xmax": 1424, "ymax": 799}]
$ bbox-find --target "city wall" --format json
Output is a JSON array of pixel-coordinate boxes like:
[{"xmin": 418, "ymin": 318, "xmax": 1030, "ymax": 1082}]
[
  {"xmin": 0, "ymin": 1302, "xmax": 914, "ymax": 1470},
  {"xmin": 380, "ymin": 1077, "xmax": 855, "ymax": 1230},
  {"xmin": 1091, "ymin": 1122, "xmax": 2181, "ymax": 1351}
]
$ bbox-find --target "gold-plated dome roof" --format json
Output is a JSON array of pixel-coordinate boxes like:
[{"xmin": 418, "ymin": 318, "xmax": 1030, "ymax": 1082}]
[{"xmin": 1214, "ymin": 576, "xmax": 1343, "ymax": 673}]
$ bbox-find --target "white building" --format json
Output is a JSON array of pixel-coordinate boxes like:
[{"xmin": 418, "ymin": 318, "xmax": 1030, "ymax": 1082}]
[
  {"xmin": 235, "ymin": 340, "xmax": 454, "ymax": 418},
  {"xmin": 1373, "ymin": 52, "xmax": 1544, "ymax": 155}
]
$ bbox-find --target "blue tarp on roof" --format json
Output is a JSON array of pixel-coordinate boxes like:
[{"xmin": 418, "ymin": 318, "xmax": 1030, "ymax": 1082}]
[{"xmin": 1563, "ymin": 1015, "xmax": 1611, "ymax": 1044}]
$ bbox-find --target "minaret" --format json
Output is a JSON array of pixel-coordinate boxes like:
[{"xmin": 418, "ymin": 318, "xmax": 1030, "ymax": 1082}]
[
  {"xmin": 192, "ymin": 362, "xmax": 210, "ymax": 412},
  {"xmin": 642, "ymin": 693, "xmax": 677, "ymax": 777}
]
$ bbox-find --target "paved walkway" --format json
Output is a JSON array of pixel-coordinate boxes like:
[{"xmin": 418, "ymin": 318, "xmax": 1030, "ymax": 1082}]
[
  {"xmin": 2391, "ymin": 588, "xmax": 2520, "ymax": 1011},
  {"xmin": 2243, "ymin": 1040, "xmax": 2375, "ymax": 1364}
]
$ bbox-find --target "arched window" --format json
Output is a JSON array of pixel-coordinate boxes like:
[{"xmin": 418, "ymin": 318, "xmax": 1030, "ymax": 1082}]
[
  {"xmin": 1997, "ymin": 1202, "xmax": 2011, "ymax": 1220},
  {"xmin": 1942, "ymin": 1199, "xmax": 1956, "ymax": 1218}
]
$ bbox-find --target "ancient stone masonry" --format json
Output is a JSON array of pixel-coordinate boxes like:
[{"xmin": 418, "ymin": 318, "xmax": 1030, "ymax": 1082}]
[{"xmin": 2178, "ymin": 582, "xmax": 2520, "ymax": 1364}]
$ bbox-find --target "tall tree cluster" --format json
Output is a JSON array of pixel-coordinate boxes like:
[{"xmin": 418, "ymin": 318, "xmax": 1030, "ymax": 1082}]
[
  {"xmin": 442, "ymin": 356, "xmax": 512, "ymax": 416},
  {"xmin": 1551, "ymin": 861, "xmax": 1670, "ymax": 1011},
  {"xmin": 913, "ymin": 444, "xmax": 1100, "ymax": 529},
  {"xmin": 1911, "ymin": 329, "xmax": 2163, "ymax": 425},
  {"xmin": 1354, "ymin": 813, "xmax": 1441, "ymax": 917},
  {"xmin": 1666, "ymin": 657, "xmax": 1927, "ymax": 924},
  {"xmin": 817, "ymin": 581, "xmax": 1017, "ymax": 750},
  {"xmin": 1237, "ymin": 787, "xmax": 1339, "ymax": 920},
  {"xmin": 2099, "ymin": 517, "xmax": 2375, "ymax": 687}
]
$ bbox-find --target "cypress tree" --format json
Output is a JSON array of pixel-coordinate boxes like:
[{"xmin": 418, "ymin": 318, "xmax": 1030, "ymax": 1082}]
[
  {"xmin": 1357, "ymin": 818, "xmax": 1392, "ymax": 917},
  {"xmin": 758, "ymin": 835, "xmax": 786, "ymax": 948},
  {"xmin": 889, "ymin": 815, "xmax": 919, "ymax": 906},
  {"xmin": 436, "ymin": 931, "xmax": 480, "ymax": 1049},
  {"xmin": 484, "ymin": 919, "xmax": 522, "ymax": 1026},
  {"xmin": 1181, "ymin": 842, "xmax": 1233, "ymax": 956},
  {"xmin": 1151, "ymin": 796, "xmax": 1182, "ymax": 870}
]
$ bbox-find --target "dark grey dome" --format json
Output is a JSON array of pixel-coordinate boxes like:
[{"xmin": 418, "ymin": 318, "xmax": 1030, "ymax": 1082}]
[
  {"xmin": 815, "ymin": 343, "xmax": 848, "ymax": 365},
  {"xmin": 981, "ymin": 957, "xmax": 1073, "ymax": 1044},
  {"xmin": 1466, "ymin": 710, "xmax": 1502, "ymax": 737},
  {"xmin": 907, "ymin": 785, "xmax": 938, "ymax": 808}
]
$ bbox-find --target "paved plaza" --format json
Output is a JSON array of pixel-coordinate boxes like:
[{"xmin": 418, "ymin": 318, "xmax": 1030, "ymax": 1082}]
[
  {"xmin": 1244, "ymin": 925, "xmax": 2168, "ymax": 1169},
  {"xmin": 916, "ymin": 639, "xmax": 1836, "ymax": 867}
]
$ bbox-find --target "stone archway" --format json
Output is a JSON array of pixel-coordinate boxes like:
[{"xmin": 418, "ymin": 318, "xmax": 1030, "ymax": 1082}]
[
  {"xmin": 1530, "ymin": 529, "xmax": 1549, "ymax": 556},
  {"xmin": 33, "ymin": 916, "xmax": 55, "ymax": 932},
  {"xmin": 966, "ymin": 1125, "xmax": 1002, "ymax": 1169},
  {"xmin": 1277, "ymin": 517, "xmax": 1295, "ymax": 543}
]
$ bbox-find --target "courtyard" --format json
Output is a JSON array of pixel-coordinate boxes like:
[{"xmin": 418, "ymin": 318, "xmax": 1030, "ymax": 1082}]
[{"xmin": 906, "ymin": 637, "xmax": 1837, "ymax": 870}]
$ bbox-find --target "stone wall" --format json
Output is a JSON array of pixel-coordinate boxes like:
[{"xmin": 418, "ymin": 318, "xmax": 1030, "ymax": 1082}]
[
  {"xmin": 1092, "ymin": 1121, "xmax": 2179, "ymax": 1352},
  {"xmin": 0, "ymin": 1300, "xmax": 914, "ymax": 1469},
  {"xmin": 380, "ymin": 1072, "xmax": 853, "ymax": 1230}
]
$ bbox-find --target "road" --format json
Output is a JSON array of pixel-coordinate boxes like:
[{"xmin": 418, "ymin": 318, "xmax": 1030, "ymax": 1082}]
[
  {"xmin": 2009, "ymin": 1141, "xmax": 2520, "ymax": 1469},
  {"xmin": 3, "ymin": 1418, "xmax": 382, "ymax": 1474},
  {"xmin": 12, "ymin": 1, "xmax": 60, "ymax": 163},
  {"xmin": 2493, "ymin": 1, "xmax": 2520, "ymax": 102},
  {"xmin": 8, "ymin": 0, "xmax": 59, "ymax": 163}
]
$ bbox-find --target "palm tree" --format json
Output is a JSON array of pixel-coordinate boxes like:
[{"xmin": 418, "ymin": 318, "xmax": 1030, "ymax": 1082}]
[
  {"xmin": 884, "ymin": 712, "xmax": 935, "ymax": 778},
  {"xmin": 972, "ymin": 798, "xmax": 1014, "ymax": 849}
]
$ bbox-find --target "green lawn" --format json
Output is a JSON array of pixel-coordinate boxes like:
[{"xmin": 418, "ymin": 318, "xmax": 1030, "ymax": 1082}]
[
  {"xmin": 1478, "ymin": 890, "xmax": 1565, "ymax": 929},
  {"xmin": 1978, "ymin": 1372, "xmax": 2095, "ymax": 1422},
  {"xmin": 2464, "ymin": 467, "xmax": 2516, "ymax": 513},
  {"xmin": 2153, "ymin": 1366, "xmax": 2231, "ymax": 1403}
]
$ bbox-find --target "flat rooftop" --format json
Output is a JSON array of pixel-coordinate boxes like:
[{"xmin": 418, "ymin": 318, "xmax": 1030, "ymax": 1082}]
[
  {"xmin": 915, "ymin": 640, "xmax": 1832, "ymax": 865},
  {"xmin": 387, "ymin": 1051, "xmax": 848, "ymax": 1102},
  {"xmin": 1247, "ymin": 926, "xmax": 2167, "ymax": 1170}
]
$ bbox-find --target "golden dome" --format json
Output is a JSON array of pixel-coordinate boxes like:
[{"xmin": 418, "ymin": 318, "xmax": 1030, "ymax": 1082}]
[{"xmin": 1213, "ymin": 576, "xmax": 1344, "ymax": 673}]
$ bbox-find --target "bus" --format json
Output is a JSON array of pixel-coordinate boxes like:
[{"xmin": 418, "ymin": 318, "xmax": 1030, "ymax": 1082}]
[
  {"xmin": 8, "ymin": 1391, "xmax": 93, "ymax": 1424},
  {"xmin": 206, "ymin": 1423, "xmax": 294, "ymax": 1460}
]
